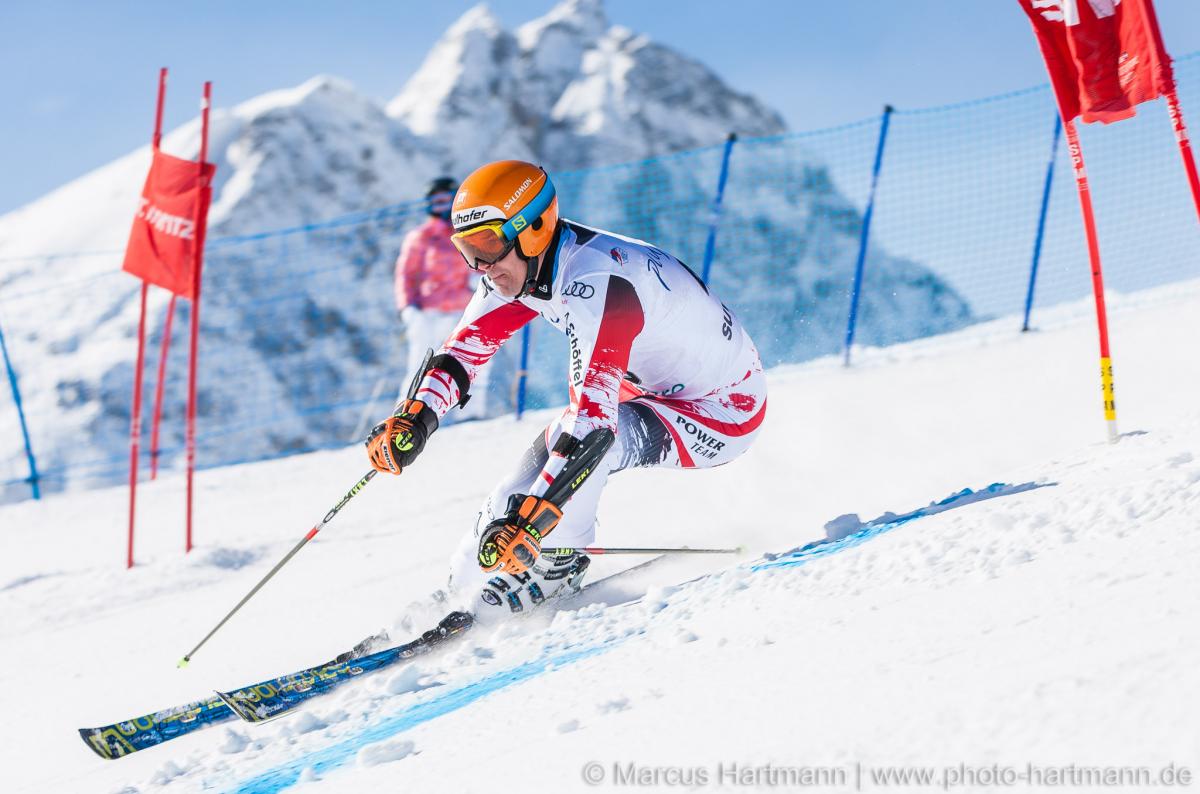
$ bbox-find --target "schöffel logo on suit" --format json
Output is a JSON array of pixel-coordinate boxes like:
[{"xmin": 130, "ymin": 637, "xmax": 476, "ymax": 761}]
[{"xmin": 563, "ymin": 281, "xmax": 596, "ymax": 299}]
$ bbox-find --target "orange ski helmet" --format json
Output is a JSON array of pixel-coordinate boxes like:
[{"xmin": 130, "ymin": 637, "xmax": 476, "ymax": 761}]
[{"xmin": 450, "ymin": 161, "xmax": 559, "ymax": 294}]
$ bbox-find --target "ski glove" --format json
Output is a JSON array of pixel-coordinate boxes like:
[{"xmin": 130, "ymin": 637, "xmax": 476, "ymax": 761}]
[
  {"xmin": 365, "ymin": 398, "xmax": 438, "ymax": 475},
  {"xmin": 477, "ymin": 494, "xmax": 563, "ymax": 575}
]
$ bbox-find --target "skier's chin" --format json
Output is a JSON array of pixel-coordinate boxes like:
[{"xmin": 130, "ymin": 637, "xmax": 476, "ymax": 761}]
[{"xmin": 490, "ymin": 274, "xmax": 518, "ymax": 298}]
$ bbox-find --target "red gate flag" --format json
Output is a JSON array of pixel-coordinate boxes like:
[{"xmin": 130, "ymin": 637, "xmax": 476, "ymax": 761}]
[
  {"xmin": 121, "ymin": 149, "xmax": 215, "ymax": 298},
  {"xmin": 1019, "ymin": 0, "xmax": 1175, "ymax": 124}
]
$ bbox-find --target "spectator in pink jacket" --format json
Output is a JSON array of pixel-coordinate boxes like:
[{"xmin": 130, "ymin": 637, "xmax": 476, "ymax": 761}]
[{"xmin": 395, "ymin": 177, "xmax": 489, "ymax": 418}]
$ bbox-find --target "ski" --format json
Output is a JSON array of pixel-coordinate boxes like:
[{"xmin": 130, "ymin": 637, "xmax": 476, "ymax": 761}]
[
  {"xmin": 215, "ymin": 611, "xmax": 473, "ymax": 724},
  {"xmin": 215, "ymin": 556, "xmax": 670, "ymax": 725},
  {"xmin": 79, "ymin": 555, "xmax": 665, "ymax": 759},
  {"xmin": 78, "ymin": 612, "xmax": 471, "ymax": 760},
  {"xmin": 78, "ymin": 694, "xmax": 235, "ymax": 760}
]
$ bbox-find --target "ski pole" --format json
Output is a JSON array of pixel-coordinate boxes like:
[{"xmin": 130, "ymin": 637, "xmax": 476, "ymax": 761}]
[
  {"xmin": 178, "ymin": 350, "xmax": 434, "ymax": 668},
  {"xmin": 542, "ymin": 545, "xmax": 744, "ymax": 556},
  {"xmin": 178, "ymin": 469, "xmax": 377, "ymax": 667}
]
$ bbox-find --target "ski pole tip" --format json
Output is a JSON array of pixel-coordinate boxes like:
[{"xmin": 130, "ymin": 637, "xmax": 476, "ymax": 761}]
[{"xmin": 177, "ymin": 656, "xmax": 190, "ymax": 669}]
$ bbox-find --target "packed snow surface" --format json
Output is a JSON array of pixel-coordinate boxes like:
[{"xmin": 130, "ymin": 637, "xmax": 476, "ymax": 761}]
[{"xmin": 1, "ymin": 280, "xmax": 1198, "ymax": 792}]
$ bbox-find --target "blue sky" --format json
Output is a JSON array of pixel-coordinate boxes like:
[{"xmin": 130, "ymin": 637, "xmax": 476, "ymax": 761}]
[{"xmin": 2, "ymin": 0, "xmax": 1199, "ymax": 216}]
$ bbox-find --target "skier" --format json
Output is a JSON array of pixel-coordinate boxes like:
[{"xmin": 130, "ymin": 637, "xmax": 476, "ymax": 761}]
[
  {"xmin": 394, "ymin": 176, "xmax": 488, "ymax": 419},
  {"xmin": 367, "ymin": 160, "xmax": 767, "ymax": 619}
]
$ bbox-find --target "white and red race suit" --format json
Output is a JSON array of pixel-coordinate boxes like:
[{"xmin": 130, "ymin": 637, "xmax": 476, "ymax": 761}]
[{"xmin": 411, "ymin": 221, "xmax": 767, "ymax": 603}]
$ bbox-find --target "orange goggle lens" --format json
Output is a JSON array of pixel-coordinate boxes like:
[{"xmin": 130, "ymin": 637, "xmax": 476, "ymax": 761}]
[{"xmin": 451, "ymin": 223, "xmax": 516, "ymax": 268}]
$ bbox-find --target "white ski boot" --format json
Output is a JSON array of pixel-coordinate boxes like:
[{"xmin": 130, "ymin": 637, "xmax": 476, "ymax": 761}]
[{"xmin": 477, "ymin": 552, "xmax": 591, "ymax": 616}]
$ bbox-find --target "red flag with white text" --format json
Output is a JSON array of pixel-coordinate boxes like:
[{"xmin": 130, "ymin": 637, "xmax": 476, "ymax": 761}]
[
  {"xmin": 121, "ymin": 148, "xmax": 215, "ymax": 298},
  {"xmin": 1019, "ymin": 0, "xmax": 1175, "ymax": 124}
]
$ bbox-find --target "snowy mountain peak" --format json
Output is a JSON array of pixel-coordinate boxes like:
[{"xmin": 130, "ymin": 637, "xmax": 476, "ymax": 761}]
[
  {"xmin": 388, "ymin": 0, "xmax": 784, "ymax": 171},
  {"xmin": 516, "ymin": 0, "xmax": 609, "ymax": 50},
  {"xmin": 448, "ymin": 2, "xmax": 503, "ymax": 34},
  {"xmin": 385, "ymin": 4, "xmax": 518, "ymax": 156},
  {"xmin": 236, "ymin": 74, "xmax": 362, "ymax": 116},
  {"xmin": 202, "ymin": 75, "xmax": 439, "ymax": 236}
]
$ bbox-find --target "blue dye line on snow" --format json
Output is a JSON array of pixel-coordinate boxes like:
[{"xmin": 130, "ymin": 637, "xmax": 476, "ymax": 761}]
[
  {"xmin": 753, "ymin": 481, "xmax": 1050, "ymax": 572},
  {"xmin": 228, "ymin": 644, "xmax": 614, "ymax": 794},
  {"xmin": 229, "ymin": 481, "xmax": 1047, "ymax": 793}
]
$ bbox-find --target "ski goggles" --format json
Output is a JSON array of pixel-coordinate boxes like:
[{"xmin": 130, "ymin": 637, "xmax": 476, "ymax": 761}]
[
  {"xmin": 451, "ymin": 221, "xmax": 515, "ymax": 269},
  {"xmin": 450, "ymin": 179, "xmax": 556, "ymax": 269}
]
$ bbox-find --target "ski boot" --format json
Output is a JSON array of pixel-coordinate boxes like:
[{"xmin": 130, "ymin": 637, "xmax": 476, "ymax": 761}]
[
  {"xmin": 477, "ymin": 552, "xmax": 591, "ymax": 615},
  {"xmin": 563, "ymin": 553, "xmax": 591, "ymax": 593}
]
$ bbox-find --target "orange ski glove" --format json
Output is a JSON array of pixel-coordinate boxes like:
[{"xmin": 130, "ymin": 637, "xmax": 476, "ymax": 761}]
[
  {"xmin": 365, "ymin": 399, "xmax": 438, "ymax": 475},
  {"xmin": 477, "ymin": 494, "xmax": 563, "ymax": 575}
]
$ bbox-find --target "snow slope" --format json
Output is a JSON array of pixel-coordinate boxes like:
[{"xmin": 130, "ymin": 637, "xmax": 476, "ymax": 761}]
[{"xmin": 1, "ymin": 277, "xmax": 1197, "ymax": 792}]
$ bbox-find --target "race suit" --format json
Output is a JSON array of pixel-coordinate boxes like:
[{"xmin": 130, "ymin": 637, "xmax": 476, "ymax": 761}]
[{"xmin": 410, "ymin": 220, "xmax": 768, "ymax": 604}]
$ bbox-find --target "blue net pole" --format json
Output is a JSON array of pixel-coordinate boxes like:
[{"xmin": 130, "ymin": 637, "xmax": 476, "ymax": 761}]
[
  {"xmin": 700, "ymin": 132, "xmax": 738, "ymax": 284},
  {"xmin": 515, "ymin": 324, "xmax": 531, "ymax": 420},
  {"xmin": 844, "ymin": 105, "xmax": 894, "ymax": 366},
  {"xmin": 0, "ymin": 318, "xmax": 40, "ymax": 499},
  {"xmin": 1022, "ymin": 114, "xmax": 1062, "ymax": 332}
]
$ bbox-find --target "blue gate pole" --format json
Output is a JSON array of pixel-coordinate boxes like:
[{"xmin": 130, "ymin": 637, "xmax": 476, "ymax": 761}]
[
  {"xmin": 515, "ymin": 324, "xmax": 531, "ymax": 420},
  {"xmin": 844, "ymin": 105, "xmax": 894, "ymax": 367},
  {"xmin": 701, "ymin": 132, "xmax": 738, "ymax": 285},
  {"xmin": 0, "ymin": 318, "xmax": 40, "ymax": 499},
  {"xmin": 1022, "ymin": 114, "xmax": 1062, "ymax": 332}
]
